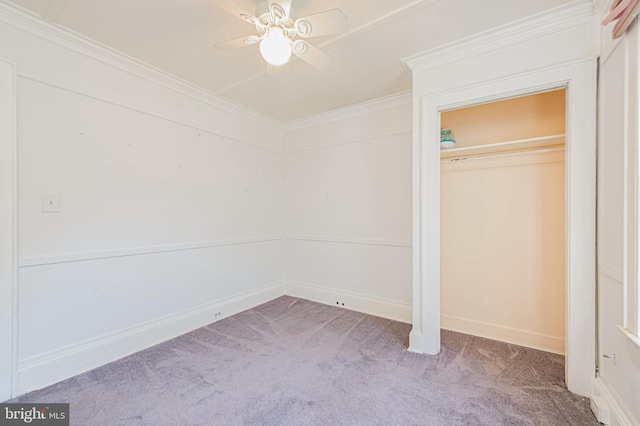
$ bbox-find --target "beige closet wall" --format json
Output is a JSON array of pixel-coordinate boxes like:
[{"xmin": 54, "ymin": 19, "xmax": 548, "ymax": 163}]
[
  {"xmin": 440, "ymin": 90, "xmax": 566, "ymax": 354},
  {"xmin": 442, "ymin": 90, "xmax": 565, "ymax": 147}
]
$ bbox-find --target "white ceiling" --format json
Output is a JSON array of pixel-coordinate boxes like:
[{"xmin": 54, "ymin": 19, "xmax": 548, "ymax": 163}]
[{"xmin": 4, "ymin": 0, "xmax": 583, "ymax": 122}]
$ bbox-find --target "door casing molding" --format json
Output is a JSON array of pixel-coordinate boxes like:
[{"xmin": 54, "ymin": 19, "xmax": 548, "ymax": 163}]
[{"xmin": 409, "ymin": 58, "xmax": 597, "ymax": 397}]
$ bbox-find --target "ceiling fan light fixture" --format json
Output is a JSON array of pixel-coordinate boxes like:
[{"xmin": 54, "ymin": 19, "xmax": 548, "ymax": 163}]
[
  {"xmin": 215, "ymin": 0, "xmax": 348, "ymax": 71},
  {"xmin": 259, "ymin": 27, "xmax": 291, "ymax": 66}
]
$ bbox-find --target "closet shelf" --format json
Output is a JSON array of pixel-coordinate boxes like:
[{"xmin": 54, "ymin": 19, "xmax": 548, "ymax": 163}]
[{"xmin": 440, "ymin": 134, "xmax": 565, "ymax": 160}]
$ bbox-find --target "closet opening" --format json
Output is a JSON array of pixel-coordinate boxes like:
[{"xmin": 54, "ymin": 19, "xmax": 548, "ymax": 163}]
[{"xmin": 439, "ymin": 88, "xmax": 566, "ymax": 354}]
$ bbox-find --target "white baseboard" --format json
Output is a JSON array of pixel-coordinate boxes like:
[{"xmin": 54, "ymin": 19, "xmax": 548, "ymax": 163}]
[
  {"xmin": 15, "ymin": 281, "xmax": 285, "ymax": 396},
  {"xmin": 285, "ymin": 280, "xmax": 412, "ymax": 324},
  {"xmin": 441, "ymin": 314, "xmax": 565, "ymax": 355},
  {"xmin": 591, "ymin": 376, "xmax": 639, "ymax": 426}
]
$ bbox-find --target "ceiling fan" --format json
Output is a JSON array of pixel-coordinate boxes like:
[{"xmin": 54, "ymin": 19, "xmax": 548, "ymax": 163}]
[{"xmin": 214, "ymin": 0, "xmax": 347, "ymax": 71}]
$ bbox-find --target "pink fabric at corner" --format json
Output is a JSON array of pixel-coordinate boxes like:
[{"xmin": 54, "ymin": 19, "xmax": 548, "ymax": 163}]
[{"xmin": 602, "ymin": 0, "xmax": 640, "ymax": 39}]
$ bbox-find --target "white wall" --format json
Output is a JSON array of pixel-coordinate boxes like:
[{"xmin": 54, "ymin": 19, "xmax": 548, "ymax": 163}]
[
  {"xmin": 0, "ymin": 6, "xmax": 285, "ymax": 396},
  {"xmin": 0, "ymin": 58, "xmax": 17, "ymax": 403},
  {"xmin": 592, "ymin": 11, "xmax": 640, "ymax": 425},
  {"xmin": 283, "ymin": 94, "xmax": 413, "ymax": 322}
]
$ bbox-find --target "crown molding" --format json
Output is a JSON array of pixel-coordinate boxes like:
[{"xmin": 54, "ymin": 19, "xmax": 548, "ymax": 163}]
[
  {"xmin": 285, "ymin": 90, "xmax": 412, "ymax": 131},
  {"xmin": 0, "ymin": 1, "xmax": 284, "ymax": 133},
  {"xmin": 402, "ymin": 1, "xmax": 594, "ymax": 72}
]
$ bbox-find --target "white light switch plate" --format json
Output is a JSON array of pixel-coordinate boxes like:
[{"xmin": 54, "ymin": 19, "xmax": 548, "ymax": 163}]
[{"xmin": 41, "ymin": 192, "xmax": 60, "ymax": 213}]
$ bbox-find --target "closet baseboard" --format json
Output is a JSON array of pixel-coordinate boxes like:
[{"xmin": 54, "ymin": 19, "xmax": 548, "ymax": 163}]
[{"xmin": 441, "ymin": 314, "xmax": 564, "ymax": 354}]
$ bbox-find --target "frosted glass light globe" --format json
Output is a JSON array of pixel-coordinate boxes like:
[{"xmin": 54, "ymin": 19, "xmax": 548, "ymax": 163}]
[{"xmin": 260, "ymin": 27, "xmax": 292, "ymax": 66}]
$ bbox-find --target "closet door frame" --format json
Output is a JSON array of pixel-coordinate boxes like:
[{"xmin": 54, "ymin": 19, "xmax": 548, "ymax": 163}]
[{"xmin": 410, "ymin": 58, "xmax": 597, "ymax": 397}]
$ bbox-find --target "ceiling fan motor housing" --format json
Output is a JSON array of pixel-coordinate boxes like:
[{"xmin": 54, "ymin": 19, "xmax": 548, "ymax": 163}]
[{"xmin": 255, "ymin": 1, "xmax": 296, "ymax": 30}]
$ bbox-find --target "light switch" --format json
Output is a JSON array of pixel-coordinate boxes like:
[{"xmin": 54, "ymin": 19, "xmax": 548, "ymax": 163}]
[{"xmin": 41, "ymin": 192, "xmax": 60, "ymax": 213}]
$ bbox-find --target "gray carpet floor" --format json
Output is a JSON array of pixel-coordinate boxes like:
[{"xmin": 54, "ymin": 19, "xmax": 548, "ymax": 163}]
[{"xmin": 11, "ymin": 296, "xmax": 599, "ymax": 425}]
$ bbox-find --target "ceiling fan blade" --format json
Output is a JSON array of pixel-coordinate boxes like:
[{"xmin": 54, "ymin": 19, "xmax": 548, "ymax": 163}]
[
  {"xmin": 295, "ymin": 9, "xmax": 347, "ymax": 38},
  {"xmin": 292, "ymin": 40, "xmax": 330, "ymax": 70},
  {"xmin": 215, "ymin": 36, "xmax": 260, "ymax": 50},
  {"xmin": 214, "ymin": 0, "xmax": 260, "ymax": 25},
  {"xmin": 268, "ymin": 0, "xmax": 292, "ymax": 18}
]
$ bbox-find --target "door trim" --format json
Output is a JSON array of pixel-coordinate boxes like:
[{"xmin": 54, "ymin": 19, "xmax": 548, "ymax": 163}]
[{"xmin": 410, "ymin": 58, "xmax": 598, "ymax": 397}]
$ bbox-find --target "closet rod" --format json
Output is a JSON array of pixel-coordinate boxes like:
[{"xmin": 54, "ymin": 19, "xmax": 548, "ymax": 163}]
[{"xmin": 441, "ymin": 147, "xmax": 564, "ymax": 163}]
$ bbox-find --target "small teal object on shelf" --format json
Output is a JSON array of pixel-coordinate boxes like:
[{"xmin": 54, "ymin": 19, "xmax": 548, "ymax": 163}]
[{"xmin": 440, "ymin": 129, "xmax": 456, "ymax": 149}]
